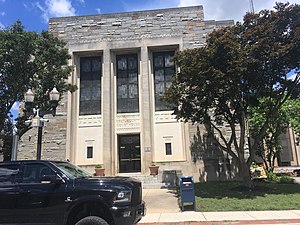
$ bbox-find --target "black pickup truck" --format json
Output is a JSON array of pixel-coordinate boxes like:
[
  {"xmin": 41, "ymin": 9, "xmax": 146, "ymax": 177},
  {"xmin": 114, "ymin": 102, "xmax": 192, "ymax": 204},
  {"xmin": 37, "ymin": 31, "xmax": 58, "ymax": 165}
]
[{"xmin": 0, "ymin": 160, "xmax": 145, "ymax": 225}]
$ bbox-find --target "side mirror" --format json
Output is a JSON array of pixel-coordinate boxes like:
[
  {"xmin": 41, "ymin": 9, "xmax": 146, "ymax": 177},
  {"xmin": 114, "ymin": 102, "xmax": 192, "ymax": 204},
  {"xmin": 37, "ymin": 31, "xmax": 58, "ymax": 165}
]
[{"xmin": 41, "ymin": 174, "xmax": 64, "ymax": 184}]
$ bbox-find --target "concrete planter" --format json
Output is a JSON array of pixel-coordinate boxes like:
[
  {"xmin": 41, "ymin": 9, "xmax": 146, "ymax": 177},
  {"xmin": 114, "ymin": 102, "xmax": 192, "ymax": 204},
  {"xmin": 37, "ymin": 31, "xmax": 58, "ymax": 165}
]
[
  {"xmin": 149, "ymin": 165, "xmax": 159, "ymax": 175},
  {"xmin": 95, "ymin": 168, "xmax": 105, "ymax": 176}
]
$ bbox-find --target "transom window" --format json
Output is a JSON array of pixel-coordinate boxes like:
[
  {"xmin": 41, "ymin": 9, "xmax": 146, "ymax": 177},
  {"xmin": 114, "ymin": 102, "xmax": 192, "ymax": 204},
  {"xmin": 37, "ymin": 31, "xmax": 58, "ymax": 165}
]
[
  {"xmin": 116, "ymin": 54, "xmax": 139, "ymax": 113},
  {"xmin": 79, "ymin": 57, "xmax": 102, "ymax": 115},
  {"xmin": 153, "ymin": 51, "xmax": 175, "ymax": 111}
]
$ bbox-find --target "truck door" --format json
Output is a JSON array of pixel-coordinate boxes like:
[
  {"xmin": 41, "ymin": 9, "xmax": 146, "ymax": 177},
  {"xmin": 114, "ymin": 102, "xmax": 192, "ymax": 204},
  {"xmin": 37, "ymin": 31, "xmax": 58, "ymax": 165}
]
[
  {"xmin": 16, "ymin": 162, "xmax": 67, "ymax": 224},
  {"xmin": 0, "ymin": 163, "xmax": 21, "ymax": 224}
]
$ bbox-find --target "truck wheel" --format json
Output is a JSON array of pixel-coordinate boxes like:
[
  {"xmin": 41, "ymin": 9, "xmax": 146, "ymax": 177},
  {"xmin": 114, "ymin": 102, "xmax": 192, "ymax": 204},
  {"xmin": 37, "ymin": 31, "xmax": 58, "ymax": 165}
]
[{"xmin": 75, "ymin": 216, "xmax": 109, "ymax": 225}]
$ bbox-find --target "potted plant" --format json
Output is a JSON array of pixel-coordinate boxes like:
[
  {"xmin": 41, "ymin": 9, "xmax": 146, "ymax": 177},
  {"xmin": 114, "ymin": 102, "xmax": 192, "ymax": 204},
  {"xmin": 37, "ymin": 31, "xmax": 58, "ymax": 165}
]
[
  {"xmin": 95, "ymin": 164, "xmax": 105, "ymax": 176},
  {"xmin": 149, "ymin": 163, "xmax": 159, "ymax": 175}
]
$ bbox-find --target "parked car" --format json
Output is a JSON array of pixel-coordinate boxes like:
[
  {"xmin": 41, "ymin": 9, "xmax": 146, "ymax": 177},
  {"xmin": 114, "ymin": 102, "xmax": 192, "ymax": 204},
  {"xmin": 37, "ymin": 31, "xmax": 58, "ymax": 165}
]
[{"xmin": 0, "ymin": 160, "xmax": 145, "ymax": 225}]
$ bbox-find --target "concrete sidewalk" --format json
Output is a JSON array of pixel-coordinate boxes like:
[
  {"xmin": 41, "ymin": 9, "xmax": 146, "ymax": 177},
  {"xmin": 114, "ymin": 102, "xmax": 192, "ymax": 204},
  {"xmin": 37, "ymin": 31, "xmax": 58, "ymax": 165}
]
[
  {"xmin": 139, "ymin": 189, "xmax": 300, "ymax": 224},
  {"xmin": 139, "ymin": 210, "xmax": 300, "ymax": 224}
]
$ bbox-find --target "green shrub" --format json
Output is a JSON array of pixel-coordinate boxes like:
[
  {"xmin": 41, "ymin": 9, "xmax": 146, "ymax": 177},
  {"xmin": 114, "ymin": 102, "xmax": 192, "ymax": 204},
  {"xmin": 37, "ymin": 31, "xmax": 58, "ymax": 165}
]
[
  {"xmin": 278, "ymin": 175, "xmax": 294, "ymax": 184},
  {"xmin": 267, "ymin": 172, "xmax": 279, "ymax": 182}
]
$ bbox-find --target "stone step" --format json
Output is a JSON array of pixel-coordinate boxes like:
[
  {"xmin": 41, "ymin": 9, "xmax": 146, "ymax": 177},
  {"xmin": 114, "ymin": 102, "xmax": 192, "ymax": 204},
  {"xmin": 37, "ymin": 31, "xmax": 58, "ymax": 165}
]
[
  {"xmin": 142, "ymin": 181, "xmax": 180, "ymax": 189},
  {"xmin": 130, "ymin": 170, "xmax": 182, "ymax": 189}
]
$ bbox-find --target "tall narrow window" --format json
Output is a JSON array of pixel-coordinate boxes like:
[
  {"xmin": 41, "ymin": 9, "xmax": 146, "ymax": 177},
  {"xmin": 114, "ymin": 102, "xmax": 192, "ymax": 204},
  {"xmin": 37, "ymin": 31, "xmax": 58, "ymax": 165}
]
[
  {"xmin": 165, "ymin": 143, "xmax": 172, "ymax": 155},
  {"xmin": 87, "ymin": 146, "xmax": 93, "ymax": 159},
  {"xmin": 116, "ymin": 54, "xmax": 139, "ymax": 113},
  {"xmin": 80, "ymin": 57, "xmax": 102, "ymax": 115},
  {"xmin": 153, "ymin": 52, "xmax": 175, "ymax": 111}
]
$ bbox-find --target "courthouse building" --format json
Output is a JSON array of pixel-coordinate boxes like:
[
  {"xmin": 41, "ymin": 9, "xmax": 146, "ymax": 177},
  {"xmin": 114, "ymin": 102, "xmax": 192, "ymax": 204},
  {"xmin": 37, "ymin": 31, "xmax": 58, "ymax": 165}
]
[{"xmin": 17, "ymin": 6, "xmax": 300, "ymax": 181}]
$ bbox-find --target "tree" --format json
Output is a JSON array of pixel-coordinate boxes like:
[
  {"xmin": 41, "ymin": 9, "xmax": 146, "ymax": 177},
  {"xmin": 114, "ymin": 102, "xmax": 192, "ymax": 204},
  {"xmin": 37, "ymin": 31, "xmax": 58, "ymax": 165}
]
[
  {"xmin": 165, "ymin": 3, "xmax": 300, "ymax": 187},
  {"xmin": 0, "ymin": 21, "xmax": 76, "ymax": 159},
  {"xmin": 0, "ymin": 119, "xmax": 13, "ymax": 161},
  {"xmin": 249, "ymin": 97, "xmax": 300, "ymax": 172}
]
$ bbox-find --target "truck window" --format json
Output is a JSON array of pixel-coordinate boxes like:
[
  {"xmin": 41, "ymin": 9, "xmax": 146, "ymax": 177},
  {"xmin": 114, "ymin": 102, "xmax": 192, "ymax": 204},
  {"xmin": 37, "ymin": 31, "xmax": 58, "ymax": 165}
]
[
  {"xmin": 53, "ymin": 162, "xmax": 92, "ymax": 179},
  {"xmin": 0, "ymin": 164, "xmax": 20, "ymax": 185},
  {"xmin": 22, "ymin": 163, "xmax": 55, "ymax": 184}
]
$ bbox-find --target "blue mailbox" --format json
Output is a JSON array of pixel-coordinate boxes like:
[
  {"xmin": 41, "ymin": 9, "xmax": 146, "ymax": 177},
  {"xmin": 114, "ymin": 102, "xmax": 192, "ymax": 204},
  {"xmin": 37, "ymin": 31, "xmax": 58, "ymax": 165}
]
[{"xmin": 180, "ymin": 176, "xmax": 196, "ymax": 211}]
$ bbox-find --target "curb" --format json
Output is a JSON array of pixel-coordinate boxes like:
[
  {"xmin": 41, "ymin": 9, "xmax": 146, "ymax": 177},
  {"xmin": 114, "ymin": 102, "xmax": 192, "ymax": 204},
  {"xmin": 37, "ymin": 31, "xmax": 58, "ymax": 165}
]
[{"xmin": 139, "ymin": 218, "xmax": 300, "ymax": 225}]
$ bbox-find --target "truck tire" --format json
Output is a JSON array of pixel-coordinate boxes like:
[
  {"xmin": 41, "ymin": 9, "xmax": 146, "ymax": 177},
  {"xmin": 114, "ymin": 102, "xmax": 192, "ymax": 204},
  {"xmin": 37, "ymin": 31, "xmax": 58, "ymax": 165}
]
[{"xmin": 75, "ymin": 216, "xmax": 109, "ymax": 225}]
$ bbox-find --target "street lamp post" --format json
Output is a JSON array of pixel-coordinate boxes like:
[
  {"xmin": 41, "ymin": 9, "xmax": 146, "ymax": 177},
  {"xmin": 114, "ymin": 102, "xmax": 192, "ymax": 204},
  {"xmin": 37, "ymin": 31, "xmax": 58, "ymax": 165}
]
[{"xmin": 24, "ymin": 87, "xmax": 60, "ymax": 160}]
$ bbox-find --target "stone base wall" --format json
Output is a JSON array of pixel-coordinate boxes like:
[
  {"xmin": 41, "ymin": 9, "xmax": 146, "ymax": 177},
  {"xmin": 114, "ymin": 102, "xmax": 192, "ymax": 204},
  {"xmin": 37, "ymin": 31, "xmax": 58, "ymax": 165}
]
[{"xmin": 17, "ymin": 95, "xmax": 68, "ymax": 161}]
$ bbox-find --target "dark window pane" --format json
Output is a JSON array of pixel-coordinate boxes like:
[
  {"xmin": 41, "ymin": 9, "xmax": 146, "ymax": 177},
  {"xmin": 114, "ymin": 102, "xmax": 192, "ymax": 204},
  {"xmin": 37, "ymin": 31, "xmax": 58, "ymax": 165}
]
[
  {"xmin": 154, "ymin": 55, "xmax": 164, "ymax": 67},
  {"xmin": 118, "ymin": 85, "xmax": 127, "ymax": 98},
  {"xmin": 117, "ymin": 54, "xmax": 139, "ymax": 113},
  {"xmin": 165, "ymin": 55, "xmax": 174, "ymax": 67},
  {"xmin": 80, "ymin": 57, "xmax": 102, "ymax": 115},
  {"xmin": 129, "ymin": 72, "xmax": 138, "ymax": 83},
  {"xmin": 155, "ymin": 82, "xmax": 165, "ymax": 95},
  {"xmin": 155, "ymin": 70, "xmax": 164, "ymax": 82},
  {"xmin": 118, "ymin": 57, "xmax": 127, "ymax": 70},
  {"xmin": 81, "ymin": 60, "xmax": 91, "ymax": 72},
  {"xmin": 128, "ymin": 84, "xmax": 138, "ymax": 98},
  {"xmin": 92, "ymin": 59, "xmax": 101, "ymax": 72},
  {"xmin": 153, "ymin": 52, "xmax": 175, "ymax": 111},
  {"xmin": 87, "ymin": 147, "xmax": 93, "ymax": 159},
  {"xmin": 165, "ymin": 143, "xmax": 172, "ymax": 155},
  {"xmin": 118, "ymin": 71, "xmax": 128, "ymax": 79},
  {"xmin": 165, "ymin": 67, "xmax": 175, "ymax": 76},
  {"xmin": 128, "ymin": 56, "xmax": 137, "ymax": 70}
]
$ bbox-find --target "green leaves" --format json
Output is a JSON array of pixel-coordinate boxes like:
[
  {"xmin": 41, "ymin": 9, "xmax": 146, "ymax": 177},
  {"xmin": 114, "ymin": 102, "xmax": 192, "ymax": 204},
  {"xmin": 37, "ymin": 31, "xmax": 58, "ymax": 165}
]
[
  {"xmin": 165, "ymin": 3, "xmax": 300, "ymax": 183},
  {"xmin": 0, "ymin": 20, "xmax": 76, "ymax": 135}
]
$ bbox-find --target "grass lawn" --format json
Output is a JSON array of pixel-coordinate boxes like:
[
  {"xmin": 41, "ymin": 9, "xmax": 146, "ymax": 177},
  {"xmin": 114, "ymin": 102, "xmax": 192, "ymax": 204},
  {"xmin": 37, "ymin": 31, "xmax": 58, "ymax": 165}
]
[{"xmin": 193, "ymin": 180, "xmax": 300, "ymax": 211}]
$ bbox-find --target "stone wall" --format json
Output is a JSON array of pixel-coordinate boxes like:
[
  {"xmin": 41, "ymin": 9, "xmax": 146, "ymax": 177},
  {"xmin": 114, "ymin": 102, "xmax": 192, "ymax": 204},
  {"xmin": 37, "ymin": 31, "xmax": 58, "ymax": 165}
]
[
  {"xmin": 49, "ymin": 6, "xmax": 233, "ymax": 49},
  {"xmin": 17, "ymin": 94, "xmax": 68, "ymax": 160}
]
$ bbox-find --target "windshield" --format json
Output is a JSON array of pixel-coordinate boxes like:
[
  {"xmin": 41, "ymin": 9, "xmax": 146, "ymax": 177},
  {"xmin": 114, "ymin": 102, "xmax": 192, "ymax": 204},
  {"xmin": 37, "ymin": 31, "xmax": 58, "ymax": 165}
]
[{"xmin": 53, "ymin": 162, "xmax": 92, "ymax": 179}]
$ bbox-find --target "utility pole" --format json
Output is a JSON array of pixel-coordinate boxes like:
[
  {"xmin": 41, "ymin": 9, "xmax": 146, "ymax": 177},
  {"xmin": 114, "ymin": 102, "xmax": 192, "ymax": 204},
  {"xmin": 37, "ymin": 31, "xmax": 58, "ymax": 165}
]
[
  {"xmin": 249, "ymin": 0, "xmax": 255, "ymax": 13},
  {"xmin": 11, "ymin": 121, "xmax": 18, "ymax": 161}
]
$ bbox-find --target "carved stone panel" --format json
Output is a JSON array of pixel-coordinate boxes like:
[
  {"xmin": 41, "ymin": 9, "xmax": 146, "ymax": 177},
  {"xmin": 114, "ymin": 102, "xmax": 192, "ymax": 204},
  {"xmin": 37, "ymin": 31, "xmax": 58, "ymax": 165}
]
[
  {"xmin": 154, "ymin": 111, "xmax": 177, "ymax": 124},
  {"xmin": 116, "ymin": 113, "xmax": 140, "ymax": 132},
  {"xmin": 78, "ymin": 115, "xmax": 102, "ymax": 127}
]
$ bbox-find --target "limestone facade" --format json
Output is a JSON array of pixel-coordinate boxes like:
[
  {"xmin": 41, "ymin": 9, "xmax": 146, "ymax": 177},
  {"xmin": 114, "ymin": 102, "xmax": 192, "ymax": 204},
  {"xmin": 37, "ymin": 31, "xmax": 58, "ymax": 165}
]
[
  {"xmin": 46, "ymin": 6, "xmax": 234, "ymax": 180},
  {"xmin": 15, "ymin": 6, "xmax": 300, "ymax": 181}
]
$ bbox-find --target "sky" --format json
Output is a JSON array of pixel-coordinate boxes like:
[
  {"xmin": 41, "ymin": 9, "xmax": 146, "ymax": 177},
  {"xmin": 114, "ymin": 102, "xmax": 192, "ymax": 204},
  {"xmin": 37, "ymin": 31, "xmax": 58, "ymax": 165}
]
[
  {"xmin": 1, "ymin": 0, "xmax": 300, "ymax": 32},
  {"xmin": 1, "ymin": 0, "xmax": 299, "ymax": 116}
]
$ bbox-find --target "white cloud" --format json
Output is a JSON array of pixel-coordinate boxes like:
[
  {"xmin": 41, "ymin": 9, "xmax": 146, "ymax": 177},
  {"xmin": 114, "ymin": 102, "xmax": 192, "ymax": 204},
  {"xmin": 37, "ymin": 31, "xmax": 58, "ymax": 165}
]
[
  {"xmin": 0, "ymin": 0, "xmax": 5, "ymax": 3},
  {"xmin": 96, "ymin": 8, "xmax": 101, "ymax": 14},
  {"xmin": 122, "ymin": 0, "xmax": 179, "ymax": 12},
  {"xmin": 178, "ymin": 0, "xmax": 201, "ymax": 7},
  {"xmin": 178, "ymin": 0, "xmax": 300, "ymax": 22},
  {"xmin": 23, "ymin": 3, "xmax": 30, "ymax": 10},
  {"xmin": 37, "ymin": 0, "xmax": 76, "ymax": 22},
  {"xmin": 77, "ymin": 0, "xmax": 85, "ymax": 3},
  {"xmin": 0, "ymin": 11, "xmax": 5, "ymax": 16},
  {"xmin": 0, "ymin": 21, "xmax": 4, "ymax": 29},
  {"xmin": 46, "ymin": 0, "xmax": 76, "ymax": 17}
]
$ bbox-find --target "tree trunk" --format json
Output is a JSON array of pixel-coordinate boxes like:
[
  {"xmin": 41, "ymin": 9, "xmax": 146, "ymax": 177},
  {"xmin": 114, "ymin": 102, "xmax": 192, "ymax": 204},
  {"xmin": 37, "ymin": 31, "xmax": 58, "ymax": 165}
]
[{"xmin": 237, "ymin": 159, "xmax": 253, "ymax": 188}]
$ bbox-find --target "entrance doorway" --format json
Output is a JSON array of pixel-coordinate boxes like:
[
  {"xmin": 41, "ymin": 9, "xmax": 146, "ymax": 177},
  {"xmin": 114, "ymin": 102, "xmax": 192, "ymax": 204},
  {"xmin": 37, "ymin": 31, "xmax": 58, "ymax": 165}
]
[{"xmin": 118, "ymin": 134, "xmax": 141, "ymax": 173}]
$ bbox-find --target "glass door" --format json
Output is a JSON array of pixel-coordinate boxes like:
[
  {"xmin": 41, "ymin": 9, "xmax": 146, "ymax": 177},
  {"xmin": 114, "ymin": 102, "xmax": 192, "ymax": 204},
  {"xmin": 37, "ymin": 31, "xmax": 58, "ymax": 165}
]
[{"xmin": 118, "ymin": 135, "xmax": 141, "ymax": 173}]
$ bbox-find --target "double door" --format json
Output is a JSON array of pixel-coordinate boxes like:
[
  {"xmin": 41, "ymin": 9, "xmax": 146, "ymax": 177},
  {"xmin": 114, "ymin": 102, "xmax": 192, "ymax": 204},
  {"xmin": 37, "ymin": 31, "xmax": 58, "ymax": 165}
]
[{"xmin": 118, "ymin": 135, "xmax": 141, "ymax": 173}]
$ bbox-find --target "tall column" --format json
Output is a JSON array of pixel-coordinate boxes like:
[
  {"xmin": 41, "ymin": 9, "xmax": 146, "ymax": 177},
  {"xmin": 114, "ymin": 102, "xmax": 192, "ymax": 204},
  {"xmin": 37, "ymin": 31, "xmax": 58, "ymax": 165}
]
[
  {"xmin": 102, "ymin": 48, "xmax": 113, "ymax": 175},
  {"xmin": 66, "ymin": 56, "xmax": 79, "ymax": 163},
  {"xmin": 140, "ymin": 46, "xmax": 153, "ymax": 174}
]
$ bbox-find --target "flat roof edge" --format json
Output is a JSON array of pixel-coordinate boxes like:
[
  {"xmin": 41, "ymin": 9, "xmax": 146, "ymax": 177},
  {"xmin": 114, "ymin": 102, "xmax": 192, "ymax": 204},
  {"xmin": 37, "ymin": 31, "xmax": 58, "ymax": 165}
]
[{"xmin": 49, "ymin": 5, "xmax": 203, "ymax": 22}]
